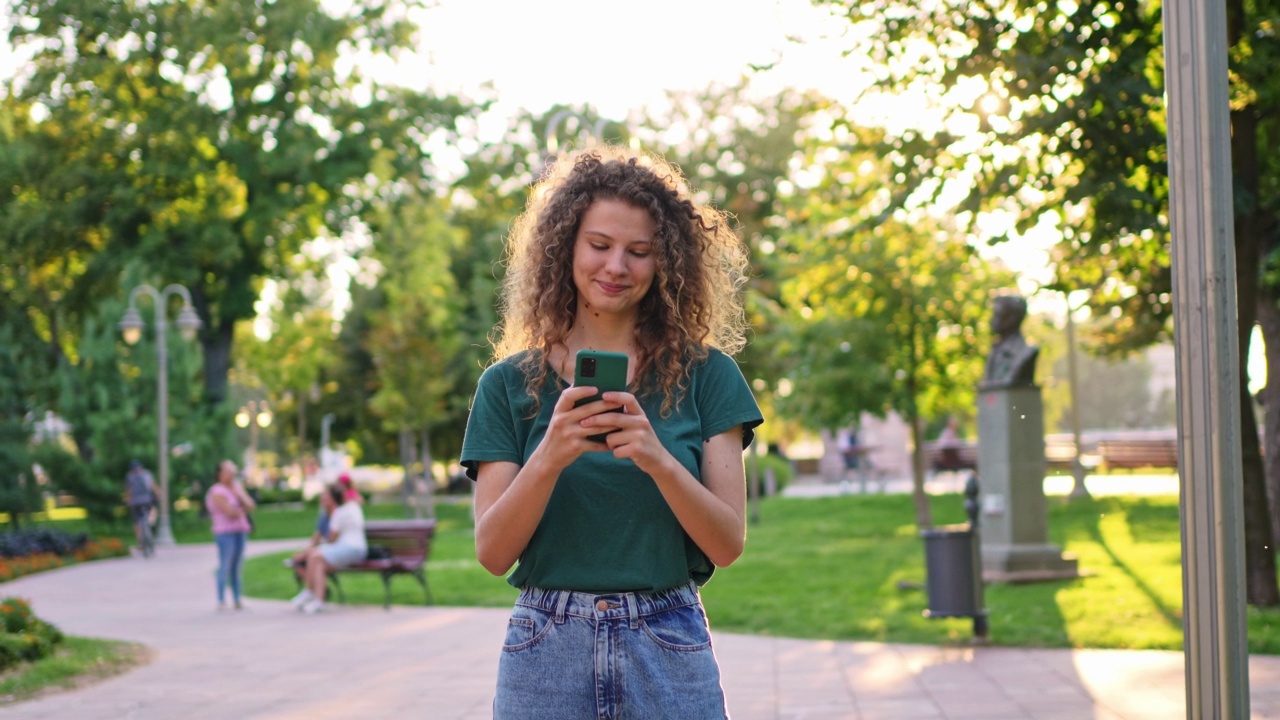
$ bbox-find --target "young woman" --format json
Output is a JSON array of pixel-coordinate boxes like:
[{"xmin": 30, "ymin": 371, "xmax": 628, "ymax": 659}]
[
  {"xmin": 461, "ymin": 147, "xmax": 762, "ymax": 718},
  {"xmin": 205, "ymin": 459, "xmax": 256, "ymax": 610}
]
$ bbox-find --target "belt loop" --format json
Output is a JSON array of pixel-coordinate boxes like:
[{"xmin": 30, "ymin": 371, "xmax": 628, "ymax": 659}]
[
  {"xmin": 627, "ymin": 592, "xmax": 640, "ymax": 630},
  {"xmin": 554, "ymin": 589, "xmax": 571, "ymax": 624}
]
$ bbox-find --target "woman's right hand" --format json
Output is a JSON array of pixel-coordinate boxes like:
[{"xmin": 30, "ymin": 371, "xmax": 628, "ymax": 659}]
[{"xmin": 533, "ymin": 384, "xmax": 625, "ymax": 469}]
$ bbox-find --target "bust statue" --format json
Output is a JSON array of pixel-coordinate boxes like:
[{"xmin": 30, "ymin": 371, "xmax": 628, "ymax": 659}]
[{"xmin": 981, "ymin": 295, "xmax": 1039, "ymax": 389}]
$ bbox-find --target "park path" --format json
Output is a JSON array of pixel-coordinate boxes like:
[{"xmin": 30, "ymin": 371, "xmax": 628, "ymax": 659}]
[{"xmin": 0, "ymin": 537, "xmax": 1276, "ymax": 719}]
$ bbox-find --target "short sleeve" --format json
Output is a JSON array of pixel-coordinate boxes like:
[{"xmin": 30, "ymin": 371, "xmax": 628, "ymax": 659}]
[
  {"xmin": 695, "ymin": 350, "xmax": 764, "ymax": 449},
  {"xmin": 460, "ymin": 360, "xmax": 528, "ymax": 481}
]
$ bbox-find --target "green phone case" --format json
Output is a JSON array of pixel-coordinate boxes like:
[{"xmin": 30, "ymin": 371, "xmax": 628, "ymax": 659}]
[
  {"xmin": 574, "ymin": 350, "xmax": 628, "ymax": 442},
  {"xmin": 573, "ymin": 350, "xmax": 629, "ymax": 405}
]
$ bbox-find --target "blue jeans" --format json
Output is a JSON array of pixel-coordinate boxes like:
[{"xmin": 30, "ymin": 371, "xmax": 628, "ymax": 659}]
[
  {"xmin": 213, "ymin": 531, "xmax": 247, "ymax": 605},
  {"xmin": 494, "ymin": 582, "xmax": 728, "ymax": 719}
]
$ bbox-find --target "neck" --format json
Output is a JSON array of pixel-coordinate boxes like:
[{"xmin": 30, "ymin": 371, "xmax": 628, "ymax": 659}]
[
  {"xmin": 550, "ymin": 313, "xmax": 638, "ymax": 379},
  {"xmin": 568, "ymin": 307, "xmax": 637, "ymax": 354}
]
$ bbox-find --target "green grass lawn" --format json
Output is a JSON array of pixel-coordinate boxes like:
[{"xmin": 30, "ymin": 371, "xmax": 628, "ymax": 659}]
[
  {"xmin": 162, "ymin": 494, "xmax": 1280, "ymax": 653},
  {"xmin": 0, "ymin": 637, "xmax": 146, "ymax": 704},
  {"xmin": 702, "ymin": 494, "xmax": 1197, "ymax": 649}
]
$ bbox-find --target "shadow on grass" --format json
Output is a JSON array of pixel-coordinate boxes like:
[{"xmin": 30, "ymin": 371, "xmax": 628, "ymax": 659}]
[{"xmin": 1071, "ymin": 497, "xmax": 1182, "ymax": 630}]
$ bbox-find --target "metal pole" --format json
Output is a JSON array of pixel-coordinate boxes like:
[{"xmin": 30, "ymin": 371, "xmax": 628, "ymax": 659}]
[
  {"xmin": 153, "ymin": 290, "xmax": 174, "ymax": 546},
  {"xmin": 124, "ymin": 283, "xmax": 198, "ymax": 548},
  {"xmin": 1163, "ymin": 0, "xmax": 1250, "ymax": 715},
  {"xmin": 1064, "ymin": 299, "xmax": 1090, "ymax": 499}
]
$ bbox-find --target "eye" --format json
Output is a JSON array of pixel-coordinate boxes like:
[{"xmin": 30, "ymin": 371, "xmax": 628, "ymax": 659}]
[{"xmin": 629, "ymin": 249, "xmax": 651, "ymax": 258}]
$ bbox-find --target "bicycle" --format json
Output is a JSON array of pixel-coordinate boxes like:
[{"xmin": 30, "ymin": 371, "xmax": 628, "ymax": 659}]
[{"xmin": 131, "ymin": 504, "xmax": 155, "ymax": 558}]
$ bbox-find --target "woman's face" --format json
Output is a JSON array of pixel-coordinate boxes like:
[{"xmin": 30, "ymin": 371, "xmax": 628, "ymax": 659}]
[
  {"xmin": 571, "ymin": 199, "xmax": 657, "ymax": 322},
  {"xmin": 218, "ymin": 461, "xmax": 237, "ymax": 484}
]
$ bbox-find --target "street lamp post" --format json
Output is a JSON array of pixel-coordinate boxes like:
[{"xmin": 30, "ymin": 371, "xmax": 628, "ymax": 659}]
[{"xmin": 118, "ymin": 284, "xmax": 202, "ymax": 547}]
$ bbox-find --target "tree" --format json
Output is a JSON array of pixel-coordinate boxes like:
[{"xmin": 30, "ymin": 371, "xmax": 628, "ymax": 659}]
[
  {"xmin": 232, "ymin": 250, "xmax": 341, "ymax": 461},
  {"xmin": 0, "ymin": 325, "xmax": 40, "ymax": 527},
  {"xmin": 816, "ymin": 0, "xmax": 1280, "ymax": 605},
  {"xmin": 2, "ymin": 0, "xmax": 471, "ymax": 412},
  {"xmin": 363, "ymin": 192, "xmax": 466, "ymax": 518},
  {"xmin": 780, "ymin": 209, "xmax": 1010, "ymax": 528}
]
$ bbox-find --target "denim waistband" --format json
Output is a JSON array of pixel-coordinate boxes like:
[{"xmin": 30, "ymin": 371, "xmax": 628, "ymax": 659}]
[{"xmin": 515, "ymin": 582, "xmax": 701, "ymax": 625}]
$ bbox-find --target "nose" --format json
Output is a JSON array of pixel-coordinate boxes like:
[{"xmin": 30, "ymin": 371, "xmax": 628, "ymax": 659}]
[{"xmin": 604, "ymin": 248, "xmax": 628, "ymax": 274}]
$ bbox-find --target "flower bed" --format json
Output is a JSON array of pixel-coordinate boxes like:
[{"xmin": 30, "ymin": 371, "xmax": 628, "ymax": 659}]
[
  {"xmin": 0, "ymin": 597, "xmax": 63, "ymax": 671},
  {"xmin": 0, "ymin": 529, "xmax": 128, "ymax": 583}
]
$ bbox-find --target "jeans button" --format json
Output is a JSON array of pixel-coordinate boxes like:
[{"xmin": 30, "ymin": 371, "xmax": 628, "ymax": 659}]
[{"xmin": 596, "ymin": 600, "xmax": 609, "ymax": 611}]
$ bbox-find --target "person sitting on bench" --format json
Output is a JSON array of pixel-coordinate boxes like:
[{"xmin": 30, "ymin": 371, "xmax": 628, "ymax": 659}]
[{"xmin": 291, "ymin": 483, "xmax": 366, "ymax": 614}]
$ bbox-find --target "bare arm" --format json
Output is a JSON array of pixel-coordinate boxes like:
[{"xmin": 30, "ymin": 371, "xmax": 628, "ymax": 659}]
[
  {"xmin": 234, "ymin": 485, "xmax": 256, "ymax": 512},
  {"xmin": 209, "ymin": 490, "xmax": 239, "ymax": 519}
]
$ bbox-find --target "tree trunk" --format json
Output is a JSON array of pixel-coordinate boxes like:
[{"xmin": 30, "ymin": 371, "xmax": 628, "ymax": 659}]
[
  {"xmin": 398, "ymin": 427, "xmax": 416, "ymax": 515},
  {"xmin": 909, "ymin": 414, "xmax": 933, "ymax": 529},
  {"xmin": 1227, "ymin": 0, "xmax": 1280, "ymax": 608},
  {"xmin": 1239, "ymin": 376, "xmax": 1279, "ymax": 606},
  {"xmin": 297, "ymin": 392, "xmax": 307, "ymax": 455},
  {"xmin": 419, "ymin": 427, "xmax": 435, "ymax": 521},
  {"xmin": 199, "ymin": 320, "xmax": 233, "ymax": 407},
  {"xmin": 1257, "ymin": 292, "xmax": 1280, "ymax": 548}
]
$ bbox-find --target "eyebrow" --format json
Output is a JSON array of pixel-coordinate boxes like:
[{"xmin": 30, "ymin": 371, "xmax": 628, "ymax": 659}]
[{"xmin": 582, "ymin": 229, "xmax": 652, "ymax": 245}]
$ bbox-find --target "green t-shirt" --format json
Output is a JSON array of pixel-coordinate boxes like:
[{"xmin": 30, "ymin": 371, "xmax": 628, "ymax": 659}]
[{"xmin": 461, "ymin": 348, "xmax": 763, "ymax": 592}]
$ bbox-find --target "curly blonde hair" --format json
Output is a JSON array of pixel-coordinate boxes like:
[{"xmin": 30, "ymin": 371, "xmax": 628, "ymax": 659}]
[{"xmin": 492, "ymin": 146, "xmax": 750, "ymax": 416}]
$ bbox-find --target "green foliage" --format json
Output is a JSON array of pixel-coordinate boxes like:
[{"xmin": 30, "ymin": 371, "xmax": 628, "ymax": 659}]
[
  {"xmin": 2, "ymin": 0, "xmax": 473, "ymax": 418},
  {"xmin": 778, "ymin": 209, "xmax": 1012, "ymax": 431},
  {"xmin": 253, "ymin": 487, "xmax": 305, "ymax": 505},
  {"xmin": 752, "ymin": 452, "xmax": 794, "ymax": 495},
  {"xmin": 0, "ymin": 321, "xmax": 43, "ymax": 525},
  {"xmin": 40, "ymin": 293, "xmax": 225, "ymax": 519},
  {"xmin": 0, "ymin": 598, "xmax": 63, "ymax": 671},
  {"xmin": 815, "ymin": 0, "xmax": 1280, "ymax": 602},
  {"xmin": 635, "ymin": 82, "xmax": 828, "ymax": 426},
  {"xmin": 28, "ymin": 445, "xmax": 113, "ymax": 524},
  {"xmin": 817, "ymin": 0, "xmax": 1174, "ymax": 350}
]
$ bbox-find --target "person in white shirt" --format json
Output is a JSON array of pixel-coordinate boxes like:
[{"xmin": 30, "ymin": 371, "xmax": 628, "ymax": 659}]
[{"xmin": 291, "ymin": 484, "xmax": 366, "ymax": 614}]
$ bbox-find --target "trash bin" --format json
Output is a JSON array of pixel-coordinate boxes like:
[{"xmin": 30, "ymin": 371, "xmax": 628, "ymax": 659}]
[{"xmin": 921, "ymin": 523, "xmax": 988, "ymax": 638}]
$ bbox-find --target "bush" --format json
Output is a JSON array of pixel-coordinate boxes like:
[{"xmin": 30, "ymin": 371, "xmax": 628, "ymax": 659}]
[
  {"xmin": 754, "ymin": 453, "xmax": 794, "ymax": 495},
  {"xmin": 0, "ymin": 527, "xmax": 89, "ymax": 558},
  {"xmin": 253, "ymin": 488, "xmax": 304, "ymax": 505},
  {"xmin": 0, "ymin": 598, "xmax": 63, "ymax": 671},
  {"xmin": 0, "ymin": 532, "xmax": 127, "ymax": 582}
]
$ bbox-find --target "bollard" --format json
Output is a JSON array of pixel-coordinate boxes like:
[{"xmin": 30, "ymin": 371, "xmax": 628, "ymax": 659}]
[{"xmin": 920, "ymin": 474, "xmax": 988, "ymax": 639}]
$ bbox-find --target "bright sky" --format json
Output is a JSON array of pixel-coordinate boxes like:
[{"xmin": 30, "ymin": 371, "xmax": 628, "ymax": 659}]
[{"xmin": 402, "ymin": 0, "xmax": 858, "ymax": 118}]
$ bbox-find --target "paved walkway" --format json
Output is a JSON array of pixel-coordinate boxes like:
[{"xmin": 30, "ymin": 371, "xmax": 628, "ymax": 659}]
[{"xmin": 1, "ymin": 539, "xmax": 1277, "ymax": 719}]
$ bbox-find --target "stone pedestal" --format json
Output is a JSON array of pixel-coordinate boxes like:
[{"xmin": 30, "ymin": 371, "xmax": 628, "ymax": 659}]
[{"xmin": 976, "ymin": 387, "xmax": 1079, "ymax": 582}]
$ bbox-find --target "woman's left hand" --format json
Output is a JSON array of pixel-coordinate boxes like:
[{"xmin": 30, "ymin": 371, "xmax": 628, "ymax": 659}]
[{"xmin": 584, "ymin": 391, "xmax": 672, "ymax": 475}]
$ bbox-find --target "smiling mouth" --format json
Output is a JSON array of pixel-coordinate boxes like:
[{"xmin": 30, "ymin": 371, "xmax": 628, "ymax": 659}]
[{"xmin": 598, "ymin": 281, "xmax": 629, "ymax": 293}]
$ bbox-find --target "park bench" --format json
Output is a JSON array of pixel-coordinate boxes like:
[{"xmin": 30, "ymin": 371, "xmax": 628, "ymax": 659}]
[
  {"xmin": 1097, "ymin": 438, "xmax": 1179, "ymax": 471},
  {"xmin": 292, "ymin": 519, "xmax": 436, "ymax": 609},
  {"xmin": 925, "ymin": 443, "xmax": 979, "ymax": 473}
]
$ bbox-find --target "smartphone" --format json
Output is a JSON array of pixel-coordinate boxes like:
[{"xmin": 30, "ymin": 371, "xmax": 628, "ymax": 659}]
[{"xmin": 573, "ymin": 350, "xmax": 628, "ymax": 442}]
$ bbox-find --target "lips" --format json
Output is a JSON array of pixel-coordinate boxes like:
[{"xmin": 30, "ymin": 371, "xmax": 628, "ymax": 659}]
[{"xmin": 597, "ymin": 281, "xmax": 629, "ymax": 294}]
